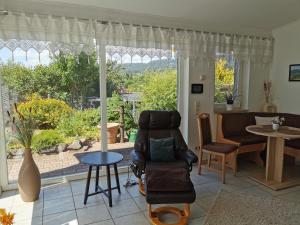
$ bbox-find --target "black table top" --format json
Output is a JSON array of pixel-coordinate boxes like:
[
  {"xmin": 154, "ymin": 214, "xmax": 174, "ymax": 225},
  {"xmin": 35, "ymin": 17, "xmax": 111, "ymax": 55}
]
[{"xmin": 78, "ymin": 151, "xmax": 123, "ymax": 166}]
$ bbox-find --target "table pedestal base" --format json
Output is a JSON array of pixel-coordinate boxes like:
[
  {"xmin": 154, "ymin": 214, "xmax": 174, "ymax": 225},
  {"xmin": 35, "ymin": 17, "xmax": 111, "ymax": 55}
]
[{"xmin": 249, "ymin": 165, "xmax": 300, "ymax": 190}]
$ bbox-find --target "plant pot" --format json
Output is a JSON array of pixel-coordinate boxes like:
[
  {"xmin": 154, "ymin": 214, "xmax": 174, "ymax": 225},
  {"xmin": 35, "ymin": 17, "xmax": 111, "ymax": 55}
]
[
  {"xmin": 107, "ymin": 123, "xmax": 119, "ymax": 144},
  {"xmin": 272, "ymin": 123, "xmax": 280, "ymax": 131},
  {"xmin": 226, "ymin": 104, "xmax": 233, "ymax": 111},
  {"xmin": 18, "ymin": 149, "xmax": 41, "ymax": 202},
  {"xmin": 129, "ymin": 129, "xmax": 138, "ymax": 143}
]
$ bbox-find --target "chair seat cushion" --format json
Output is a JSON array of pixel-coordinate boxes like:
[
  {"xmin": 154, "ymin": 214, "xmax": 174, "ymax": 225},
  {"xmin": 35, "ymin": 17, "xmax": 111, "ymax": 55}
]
[
  {"xmin": 227, "ymin": 135, "xmax": 267, "ymax": 146},
  {"xmin": 286, "ymin": 139, "xmax": 300, "ymax": 150},
  {"xmin": 145, "ymin": 161, "xmax": 193, "ymax": 192},
  {"xmin": 146, "ymin": 189, "xmax": 196, "ymax": 204},
  {"xmin": 203, "ymin": 142, "xmax": 238, "ymax": 154}
]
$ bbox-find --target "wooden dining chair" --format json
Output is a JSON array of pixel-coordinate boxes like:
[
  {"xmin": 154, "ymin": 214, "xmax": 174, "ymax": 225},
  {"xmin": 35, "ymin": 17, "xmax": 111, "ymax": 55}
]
[{"xmin": 196, "ymin": 113, "xmax": 238, "ymax": 183}]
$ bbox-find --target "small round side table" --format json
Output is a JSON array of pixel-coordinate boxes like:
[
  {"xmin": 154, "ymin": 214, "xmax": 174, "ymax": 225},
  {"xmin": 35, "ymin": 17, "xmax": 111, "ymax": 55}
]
[{"xmin": 78, "ymin": 151, "xmax": 123, "ymax": 207}]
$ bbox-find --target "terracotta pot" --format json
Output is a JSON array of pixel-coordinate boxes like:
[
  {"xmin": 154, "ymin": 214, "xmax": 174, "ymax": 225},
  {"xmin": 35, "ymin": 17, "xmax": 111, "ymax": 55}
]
[
  {"xmin": 107, "ymin": 123, "xmax": 120, "ymax": 144},
  {"xmin": 18, "ymin": 149, "xmax": 41, "ymax": 202}
]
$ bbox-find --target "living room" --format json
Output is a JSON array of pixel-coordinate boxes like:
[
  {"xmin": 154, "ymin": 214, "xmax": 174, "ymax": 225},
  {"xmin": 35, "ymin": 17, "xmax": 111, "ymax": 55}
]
[{"xmin": 0, "ymin": 0, "xmax": 300, "ymax": 225}]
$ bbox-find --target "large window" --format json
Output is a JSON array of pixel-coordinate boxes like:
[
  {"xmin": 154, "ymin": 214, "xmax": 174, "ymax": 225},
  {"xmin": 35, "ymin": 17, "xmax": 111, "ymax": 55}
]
[
  {"xmin": 0, "ymin": 43, "xmax": 178, "ymax": 184},
  {"xmin": 104, "ymin": 45, "xmax": 177, "ymax": 166},
  {"xmin": 214, "ymin": 52, "xmax": 240, "ymax": 105}
]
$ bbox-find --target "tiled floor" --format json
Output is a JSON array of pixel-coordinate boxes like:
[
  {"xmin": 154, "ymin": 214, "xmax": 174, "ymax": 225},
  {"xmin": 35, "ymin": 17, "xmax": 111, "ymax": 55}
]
[{"xmin": 2, "ymin": 161, "xmax": 300, "ymax": 225}]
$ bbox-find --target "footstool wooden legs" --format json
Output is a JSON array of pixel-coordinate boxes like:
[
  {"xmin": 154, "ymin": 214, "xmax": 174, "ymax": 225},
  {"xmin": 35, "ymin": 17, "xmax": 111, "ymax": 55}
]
[{"xmin": 148, "ymin": 203, "xmax": 190, "ymax": 225}]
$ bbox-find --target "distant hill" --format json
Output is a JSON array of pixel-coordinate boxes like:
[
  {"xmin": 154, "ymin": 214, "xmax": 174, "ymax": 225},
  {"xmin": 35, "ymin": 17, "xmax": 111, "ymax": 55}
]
[{"xmin": 122, "ymin": 59, "xmax": 177, "ymax": 73}]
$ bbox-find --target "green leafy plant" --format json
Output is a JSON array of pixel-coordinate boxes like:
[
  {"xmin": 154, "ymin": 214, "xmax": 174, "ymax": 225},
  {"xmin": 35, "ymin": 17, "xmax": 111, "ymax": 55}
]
[
  {"xmin": 32, "ymin": 130, "xmax": 64, "ymax": 153},
  {"xmin": 57, "ymin": 108, "xmax": 100, "ymax": 140},
  {"xmin": 140, "ymin": 69, "xmax": 177, "ymax": 110},
  {"xmin": 7, "ymin": 104, "xmax": 36, "ymax": 150},
  {"xmin": 107, "ymin": 93, "xmax": 137, "ymax": 132},
  {"xmin": 18, "ymin": 94, "xmax": 73, "ymax": 129}
]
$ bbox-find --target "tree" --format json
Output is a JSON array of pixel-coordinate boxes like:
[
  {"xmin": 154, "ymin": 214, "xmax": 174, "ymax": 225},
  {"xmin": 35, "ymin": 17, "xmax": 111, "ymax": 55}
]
[
  {"xmin": 106, "ymin": 60, "xmax": 127, "ymax": 97},
  {"xmin": 141, "ymin": 69, "xmax": 177, "ymax": 111},
  {"xmin": 0, "ymin": 62, "xmax": 36, "ymax": 99},
  {"xmin": 215, "ymin": 58, "xmax": 234, "ymax": 103},
  {"xmin": 51, "ymin": 52, "xmax": 99, "ymax": 108}
]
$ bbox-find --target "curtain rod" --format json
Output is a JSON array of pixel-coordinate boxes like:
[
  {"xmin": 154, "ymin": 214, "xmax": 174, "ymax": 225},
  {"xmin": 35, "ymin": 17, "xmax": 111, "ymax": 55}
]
[{"xmin": 0, "ymin": 9, "xmax": 274, "ymax": 41}]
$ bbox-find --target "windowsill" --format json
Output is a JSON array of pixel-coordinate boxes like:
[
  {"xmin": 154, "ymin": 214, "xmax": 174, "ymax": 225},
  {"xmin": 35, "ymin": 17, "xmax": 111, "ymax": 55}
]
[{"xmin": 214, "ymin": 103, "xmax": 248, "ymax": 114}]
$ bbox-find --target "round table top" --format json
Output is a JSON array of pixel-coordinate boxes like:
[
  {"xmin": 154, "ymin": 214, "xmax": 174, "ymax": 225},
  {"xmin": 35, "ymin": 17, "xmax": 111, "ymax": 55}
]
[
  {"xmin": 79, "ymin": 151, "xmax": 123, "ymax": 166},
  {"xmin": 246, "ymin": 125, "xmax": 300, "ymax": 139}
]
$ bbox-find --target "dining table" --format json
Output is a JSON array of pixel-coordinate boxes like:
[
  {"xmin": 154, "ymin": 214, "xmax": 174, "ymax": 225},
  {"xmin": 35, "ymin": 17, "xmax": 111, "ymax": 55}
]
[{"xmin": 246, "ymin": 125, "xmax": 300, "ymax": 190}]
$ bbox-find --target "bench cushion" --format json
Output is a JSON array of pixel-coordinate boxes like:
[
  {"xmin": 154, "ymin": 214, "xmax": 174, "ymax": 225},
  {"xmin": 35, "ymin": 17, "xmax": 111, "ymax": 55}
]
[
  {"xmin": 286, "ymin": 139, "xmax": 300, "ymax": 150},
  {"xmin": 227, "ymin": 135, "xmax": 267, "ymax": 146}
]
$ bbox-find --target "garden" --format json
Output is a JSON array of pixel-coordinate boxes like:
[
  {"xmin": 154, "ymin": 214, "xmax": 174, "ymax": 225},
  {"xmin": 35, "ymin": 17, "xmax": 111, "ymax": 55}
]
[{"xmin": 1, "ymin": 51, "xmax": 177, "ymax": 180}]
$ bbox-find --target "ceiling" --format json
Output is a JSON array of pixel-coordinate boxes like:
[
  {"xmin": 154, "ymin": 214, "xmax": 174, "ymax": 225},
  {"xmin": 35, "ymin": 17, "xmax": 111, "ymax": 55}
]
[{"xmin": 4, "ymin": 0, "xmax": 300, "ymax": 35}]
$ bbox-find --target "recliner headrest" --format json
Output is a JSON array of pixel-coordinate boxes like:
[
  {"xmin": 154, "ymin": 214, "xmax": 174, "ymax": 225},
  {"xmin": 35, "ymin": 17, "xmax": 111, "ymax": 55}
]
[{"xmin": 139, "ymin": 110, "xmax": 181, "ymax": 129}]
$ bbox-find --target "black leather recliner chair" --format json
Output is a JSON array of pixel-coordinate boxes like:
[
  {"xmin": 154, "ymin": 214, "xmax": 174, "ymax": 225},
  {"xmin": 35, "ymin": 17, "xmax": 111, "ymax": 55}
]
[{"xmin": 131, "ymin": 110, "xmax": 198, "ymax": 225}]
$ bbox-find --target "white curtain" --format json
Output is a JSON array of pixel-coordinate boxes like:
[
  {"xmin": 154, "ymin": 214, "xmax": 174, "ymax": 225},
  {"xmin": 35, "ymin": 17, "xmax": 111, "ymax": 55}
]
[
  {"xmin": 95, "ymin": 22, "xmax": 273, "ymax": 64},
  {"xmin": 0, "ymin": 12, "xmax": 95, "ymax": 55},
  {"xmin": 0, "ymin": 11, "xmax": 273, "ymax": 63}
]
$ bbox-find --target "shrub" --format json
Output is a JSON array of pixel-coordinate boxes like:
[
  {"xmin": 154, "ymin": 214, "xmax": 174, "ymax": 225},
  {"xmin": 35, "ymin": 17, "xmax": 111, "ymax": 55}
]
[
  {"xmin": 57, "ymin": 108, "xmax": 100, "ymax": 140},
  {"xmin": 107, "ymin": 93, "xmax": 137, "ymax": 132},
  {"xmin": 141, "ymin": 69, "xmax": 177, "ymax": 110},
  {"xmin": 18, "ymin": 94, "xmax": 73, "ymax": 129},
  {"xmin": 32, "ymin": 130, "xmax": 64, "ymax": 153}
]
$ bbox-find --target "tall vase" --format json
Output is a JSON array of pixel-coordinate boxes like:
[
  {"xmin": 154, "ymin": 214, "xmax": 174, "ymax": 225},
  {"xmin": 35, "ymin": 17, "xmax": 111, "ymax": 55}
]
[
  {"xmin": 18, "ymin": 149, "xmax": 41, "ymax": 202},
  {"xmin": 262, "ymin": 96, "xmax": 277, "ymax": 113}
]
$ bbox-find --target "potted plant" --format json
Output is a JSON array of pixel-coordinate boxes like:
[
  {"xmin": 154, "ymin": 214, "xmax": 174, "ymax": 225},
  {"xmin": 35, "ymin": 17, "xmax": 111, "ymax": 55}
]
[
  {"xmin": 225, "ymin": 87, "xmax": 234, "ymax": 111},
  {"xmin": 271, "ymin": 117, "xmax": 285, "ymax": 131},
  {"xmin": 7, "ymin": 104, "xmax": 41, "ymax": 202}
]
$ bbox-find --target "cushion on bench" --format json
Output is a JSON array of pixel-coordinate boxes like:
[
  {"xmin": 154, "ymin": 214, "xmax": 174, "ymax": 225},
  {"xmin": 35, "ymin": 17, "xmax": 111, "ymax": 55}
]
[
  {"xmin": 286, "ymin": 139, "xmax": 300, "ymax": 150},
  {"xmin": 226, "ymin": 135, "xmax": 267, "ymax": 146}
]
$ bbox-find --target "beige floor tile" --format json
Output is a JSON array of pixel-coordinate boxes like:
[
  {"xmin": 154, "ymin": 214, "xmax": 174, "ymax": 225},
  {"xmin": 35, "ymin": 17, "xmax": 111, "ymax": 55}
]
[
  {"xmin": 188, "ymin": 216, "xmax": 206, "ymax": 225},
  {"xmin": 76, "ymin": 204, "xmax": 111, "ymax": 225},
  {"xmin": 133, "ymin": 196, "xmax": 148, "ymax": 210},
  {"xmin": 89, "ymin": 219, "xmax": 115, "ymax": 225},
  {"xmin": 14, "ymin": 216, "xmax": 43, "ymax": 225},
  {"xmin": 0, "ymin": 190, "xmax": 16, "ymax": 210},
  {"xmin": 44, "ymin": 196, "xmax": 75, "ymax": 215},
  {"xmin": 114, "ymin": 212, "xmax": 150, "ymax": 225},
  {"xmin": 71, "ymin": 179, "xmax": 96, "ymax": 196},
  {"xmin": 107, "ymin": 198, "xmax": 140, "ymax": 218},
  {"xmin": 73, "ymin": 194, "xmax": 104, "ymax": 209},
  {"xmin": 195, "ymin": 195, "xmax": 216, "ymax": 211},
  {"xmin": 11, "ymin": 201, "xmax": 43, "ymax": 222},
  {"xmin": 44, "ymin": 183, "xmax": 72, "ymax": 201},
  {"xmin": 43, "ymin": 211, "xmax": 78, "ymax": 225}
]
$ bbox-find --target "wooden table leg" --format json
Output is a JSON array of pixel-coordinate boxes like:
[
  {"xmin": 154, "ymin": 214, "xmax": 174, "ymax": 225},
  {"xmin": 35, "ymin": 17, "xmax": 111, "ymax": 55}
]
[
  {"xmin": 266, "ymin": 137, "xmax": 285, "ymax": 182},
  {"xmin": 106, "ymin": 165, "xmax": 112, "ymax": 207}
]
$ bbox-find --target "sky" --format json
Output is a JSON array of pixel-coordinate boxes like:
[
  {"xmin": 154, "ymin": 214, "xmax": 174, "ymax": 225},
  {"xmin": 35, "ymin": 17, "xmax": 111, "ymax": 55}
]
[{"xmin": 0, "ymin": 47, "xmax": 168, "ymax": 68}]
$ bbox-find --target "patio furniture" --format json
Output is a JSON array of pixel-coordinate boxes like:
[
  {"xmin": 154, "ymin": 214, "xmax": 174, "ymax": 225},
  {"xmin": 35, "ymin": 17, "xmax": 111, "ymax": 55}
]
[
  {"xmin": 246, "ymin": 125, "xmax": 300, "ymax": 190},
  {"xmin": 131, "ymin": 110, "xmax": 198, "ymax": 225},
  {"xmin": 78, "ymin": 151, "xmax": 123, "ymax": 207},
  {"xmin": 197, "ymin": 113, "xmax": 238, "ymax": 184}
]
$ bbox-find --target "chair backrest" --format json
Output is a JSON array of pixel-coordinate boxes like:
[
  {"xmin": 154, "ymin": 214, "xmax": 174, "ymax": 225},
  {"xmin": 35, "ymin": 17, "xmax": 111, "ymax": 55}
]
[
  {"xmin": 134, "ymin": 110, "xmax": 188, "ymax": 161},
  {"xmin": 197, "ymin": 113, "xmax": 212, "ymax": 147}
]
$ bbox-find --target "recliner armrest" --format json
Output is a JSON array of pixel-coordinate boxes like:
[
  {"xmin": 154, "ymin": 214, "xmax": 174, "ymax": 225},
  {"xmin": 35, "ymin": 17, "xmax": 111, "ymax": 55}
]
[
  {"xmin": 131, "ymin": 150, "xmax": 145, "ymax": 167},
  {"xmin": 177, "ymin": 149, "xmax": 198, "ymax": 170}
]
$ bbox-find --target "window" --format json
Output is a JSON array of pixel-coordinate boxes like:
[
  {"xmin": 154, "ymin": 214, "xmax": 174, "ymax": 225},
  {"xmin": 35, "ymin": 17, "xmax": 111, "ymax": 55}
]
[{"xmin": 214, "ymin": 52, "xmax": 239, "ymax": 105}]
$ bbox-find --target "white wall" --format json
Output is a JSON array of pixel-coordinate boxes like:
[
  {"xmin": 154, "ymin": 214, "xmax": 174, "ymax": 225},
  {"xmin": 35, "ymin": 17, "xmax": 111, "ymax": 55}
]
[{"xmin": 271, "ymin": 19, "xmax": 300, "ymax": 114}]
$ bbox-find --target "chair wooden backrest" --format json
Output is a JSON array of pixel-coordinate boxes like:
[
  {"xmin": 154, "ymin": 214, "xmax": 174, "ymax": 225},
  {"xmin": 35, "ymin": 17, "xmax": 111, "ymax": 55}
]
[{"xmin": 196, "ymin": 113, "xmax": 213, "ymax": 148}]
